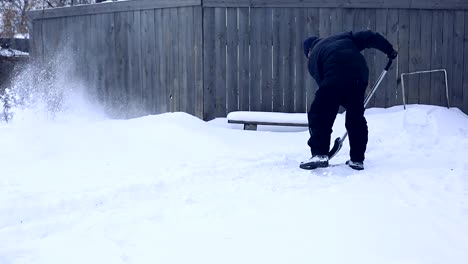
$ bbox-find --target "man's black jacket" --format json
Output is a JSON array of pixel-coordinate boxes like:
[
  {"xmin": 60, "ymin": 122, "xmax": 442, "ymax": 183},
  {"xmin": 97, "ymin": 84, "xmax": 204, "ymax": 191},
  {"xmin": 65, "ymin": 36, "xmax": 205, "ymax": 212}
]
[{"xmin": 304, "ymin": 30, "xmax": 394, "ymax": 87}]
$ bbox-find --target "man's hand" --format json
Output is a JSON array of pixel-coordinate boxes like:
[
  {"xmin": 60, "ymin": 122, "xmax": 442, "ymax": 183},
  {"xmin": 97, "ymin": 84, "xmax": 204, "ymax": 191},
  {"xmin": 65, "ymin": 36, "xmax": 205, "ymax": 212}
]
[{"xmin": 388, "ymin": 49, "xmax": 398, "ymax": 60}]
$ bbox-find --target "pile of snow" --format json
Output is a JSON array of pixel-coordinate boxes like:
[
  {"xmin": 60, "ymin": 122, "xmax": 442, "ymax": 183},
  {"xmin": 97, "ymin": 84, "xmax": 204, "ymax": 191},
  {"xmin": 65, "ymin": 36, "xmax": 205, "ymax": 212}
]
[{"xmin": 0, "ymin": 101, "xmax": 467, "ymax": 263}]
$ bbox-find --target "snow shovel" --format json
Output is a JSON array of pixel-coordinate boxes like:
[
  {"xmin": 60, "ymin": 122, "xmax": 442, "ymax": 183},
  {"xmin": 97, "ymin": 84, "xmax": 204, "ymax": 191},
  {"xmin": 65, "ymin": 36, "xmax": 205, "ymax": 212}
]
[{"xmin": 328, "ymin": 58, "xmax": 393, "ymax": 160}]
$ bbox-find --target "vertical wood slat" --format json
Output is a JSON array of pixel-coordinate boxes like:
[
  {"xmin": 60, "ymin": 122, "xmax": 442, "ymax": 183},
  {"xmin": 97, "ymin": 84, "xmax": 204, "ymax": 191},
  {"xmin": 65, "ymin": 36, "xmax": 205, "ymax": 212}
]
[
  {"xmin": 408, "ymin": 9, "xmax": 421, "ymax": 104},
  {"xmin": 305, "ymin": 8, "xmax": 320, "ymax": 109},
  {"xmin": 272, "ymin": 8, "xmax": 282, "ymax": 111},
  {"xmin": 295, "ymin": 8, "xmax": 306, "ymax": 112},
  {"xmin": 202, "ymin": 8, "xmax": 215, "ymax": 120},
  {"xmin": 260, "ymin": 8, "xmax": 273, "ymax": 112},
  {"xmin": 249, "ymin": 8, "xmax": 262, "ymax": 111},
  {"xmin": 155, "ymin": 8, "xmax": 167, "ymax": 114},
  {"xmin": 193, "ymin": 6, "xmax": 204, "ymax": 118},
  {"xmin": 238, "ymin": 8, "xmax": 250, "ymax": 111},
  {"xmin": 442, "ymin": 10, "xmax": 454, "ymax": 108},
  {"xmin": 277, "ymin": 8, "xmax": 294, "ymax": 112},
  {"xmin": 178, "ymin": 7, "xmax": 189, "ymax": 114},
  {"xmin": 452, "ymin": 11, "xmax": 465, "ymax": 107},
  {"xmin": 375, "ymin": 8, "xmax": 388, "ymax": 108},
  {"xmin": 386, "ymin": 9, "xmax": 399, "ymax": 108},
  {"xmin": 419, "ymin": 10, "xmax": 433, "ymax": 105},
  {"xmin": 398, "ymin": 9, "xmax": 410, "ymax": 106},
  {"xmin": 226, "ymin": 8, "xmax": 239, "ymax": 113},
  {"xmin": 464, "ymin": 11, "xmax": 468, "ymax": 114},
  {"xmin": 430, "ymin": 10, "xmax": 445, "ymax": 107},
  {"xmin": 128, "ymin": 10, "xmax": 142, "ymax": 118},
  {"xmin": 140, "ymin": 9, "xmax": 155, "ymax": 114},
  {"xmin": 214, "ymin": 7, "xmax": 227, "ymax": 117}
]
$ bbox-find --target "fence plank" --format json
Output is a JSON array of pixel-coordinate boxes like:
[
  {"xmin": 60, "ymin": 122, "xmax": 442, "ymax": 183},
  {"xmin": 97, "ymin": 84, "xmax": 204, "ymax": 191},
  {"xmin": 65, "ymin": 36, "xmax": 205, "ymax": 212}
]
[
  {"xmin": 375, "ymin": 9, "xmax": 388, "ymax": 108},
  {"xmin": 203, "ymin": 8, "xmax": 216, "ymax": 120},
  {"xmin": 250, "ymin": 8, "xmax": 262, "ymax": 111},
  {"xmin": 272, "ymin": 8, "xmax": 281, "ymax": 111},
  {"xmin": 464, "ymin": 11, "xmax": 468, "ymax": 114},
  {"xmin": 140, "ymin": 9, "xmax": 155, "ymax": 114},
  {"xmin": 462, "ymin": 11, "xmax": 468, "ymax": 113},
  {"xmin": 178, "ymin": 7, "xmax": 190, "ymax": 114},
  {"xmin": 128, "ymin": 10, "xmax": 143, "ymax": 118},
  {"xmin": 398, "ymin": 9, "xmax": 410, "ymax": 106},
  {"xmin": 442, "ymin": 10, "xmax": 455, "ymax": 108},
  {"xmin": 260, "ymin": 8, "xmax": 273, "ymax": 112},
  {"xmin": 305, "ymin": 8, "xmax": 320, "ymax": 109},
  {"xmin": 30, "ymin": 0, "xmax": 202, "ymax": 19},
  {"xmin": 226, "ymin": 8, "xmax": 239, "ymax": 113},
  {"xmin": 278, "ymin": 8, "xmax": 295, "ymax": 112},
  {"xmin": 419, "ymin": 10, "xmax": 433, "ymax": 105},
  {"xmin": 238, "ymin": 8, "xmax": 250, "ymax": 111},
  {"xmin": 319, "ymin": 8, "xmax": 332, "ymax": 38},
  {"xmin": 193, "ymin": 6, "xmax": 204, "ymax": 118},
  {"xmin": 386, "ymin": 9, "xmax": 399, "ymax": 107},
  {"xmin": 407, "ymin": 9, "xmax": 421, "ymax": 104},
  {"xmin": 330, "ymin": 8, "xmax": 343, "ymax": 35},
  {"xmin": 214, "ymin": 7, "xmax": 227, "ymax": 116},
  {"xmin": 295, "ymin": 8, "xmax": 306, "ymax": 112},
  {"xmin": 430, "ymin": 11, "xmax": 445, "ymax": 107},
  {"xmin": 452, "ymin": 11, "xmax": 465, "ymax": 108}
]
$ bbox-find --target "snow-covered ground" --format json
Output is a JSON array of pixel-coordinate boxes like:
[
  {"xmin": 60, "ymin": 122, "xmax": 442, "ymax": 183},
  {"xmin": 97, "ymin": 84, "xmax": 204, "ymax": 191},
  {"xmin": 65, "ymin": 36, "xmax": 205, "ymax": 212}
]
[
  {"xmin": 1, "ymin": 86, "xmax": 467, "ymax": 263},
  {"xmin": 1, "ymin": 103, "xmax": 467, "ymax": 264}
]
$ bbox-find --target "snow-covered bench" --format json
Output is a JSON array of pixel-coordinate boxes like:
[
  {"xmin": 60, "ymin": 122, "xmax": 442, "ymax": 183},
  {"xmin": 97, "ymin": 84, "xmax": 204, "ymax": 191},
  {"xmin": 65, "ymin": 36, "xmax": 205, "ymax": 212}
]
[{"xmin": 227, "ymin": 111, "xmax": 308, "ymax": 130}]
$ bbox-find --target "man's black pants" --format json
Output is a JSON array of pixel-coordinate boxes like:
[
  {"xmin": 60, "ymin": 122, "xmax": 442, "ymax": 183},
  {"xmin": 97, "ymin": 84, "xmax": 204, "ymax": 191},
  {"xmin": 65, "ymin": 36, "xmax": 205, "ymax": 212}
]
[{"xmin": 307, "ymin": 80, "xmax": 368, "ymax": 162}]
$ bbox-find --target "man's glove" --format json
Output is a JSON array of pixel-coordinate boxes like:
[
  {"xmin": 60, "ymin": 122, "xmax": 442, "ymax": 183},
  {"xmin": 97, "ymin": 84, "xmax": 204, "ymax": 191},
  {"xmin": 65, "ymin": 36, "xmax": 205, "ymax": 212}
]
[{"xmin": 388, "ymin": 49, "xmax": 398, "ymax": 60}]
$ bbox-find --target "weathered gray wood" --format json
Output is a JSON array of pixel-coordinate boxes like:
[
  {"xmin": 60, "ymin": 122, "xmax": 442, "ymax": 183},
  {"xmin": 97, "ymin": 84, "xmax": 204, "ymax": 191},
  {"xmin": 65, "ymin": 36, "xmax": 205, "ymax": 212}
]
[
  {"xmin": 193, "ymin": 6, "xmax": 204, "ymax": 118},
  {"xmin": 113, "ymin": 11, "xmax": 130, "ymax": 116},
  {"xmin": 159, "ymin": 8, "xmax": 169, "ymax": 114},
  {"xmin": 30, "ymin": 0, "xmax": 201, "ymax": 19},
  {"xmin": 464, "ymin": 11, "xmax": 468, "ymax": 114},
  {"xmin": 330, "ymin": 8, "xmax": 343, "ymax": 35},
  {"xmin": 305, "ymin": 8, "xmax": 320, "ymax": 109},
  {"xmin": 385, "ymin": 9, "xmax": 399, "ymax": 107},
  {"xmin": 140, "ymin": 9, "xmax": 156, "ymax": 114},
  {"xmin": 249, "ymin": 8, "xmax": 262, "ymax": 111},
  {"xmin": 272, "ymin": 8, "xmax": 282, "ymax": 112},
  {"xmin": 462, "ymin": 11, "xmax": 468, "ymax": 113},
  {"xmin": 398, "ymin": 9, "xmax": 410, "ymax": 106},
  {"xmin": 430, "ymin": 11, "xmax": 445, "ymax": 107},
  {"xmin": 407, "ymin": 9, "xmax": 421, "ymax": 104},
  {"xmin": 203, "ymin": 0, "xmax": 468, "ymax": 10},
  {"xmin": 226, "ymin": 8, "xmax": 239, "ymax": 113},
  {"xmin": 30, "ymin": 20, "xmax": 43, "ymax": 62},
  {"xmin": 178, "ymin": 7, "xmax": 189, "ymax": 114},
  {"xmin": 260, "ymin": 8, "xmax": 273, "ymax": 112},
  {"xmin": 375, "ymin": 8, "xmax": 388, "ymax": 108},
  {"xmin": 442, "ymin": 10, "xmax": 455, "ymax": 108},
  {"xmin": 128, "ymin": 10, "xmax": 143, "ymax": 118},
  {"xmin": 295, "ymin": 8, "xmax": 306, "ymax": 112},
  {"xmin": 214, "ymin": 7, "xmax": 227, "ymax": 117},
  {"xmin": 319, "ymin": 8, "xmax": 332, "ymax": 38},
  {"xmin": 279, "ymin": 8, "xmax": 294, "ymax": 112},
  {"xmin": 418, "ymin": 10, "xmax": 433, "ymax": 105},
  {"xmin": 238, "ymin": 8, "xmax": 250, "ymax": 111},
  {"xmin": 169, "ymin": 8, "xmax": 179, "ymax": 113},
  {"xmin": 452, "ymin": 11, "xmax": 465, "ymax": 108}
]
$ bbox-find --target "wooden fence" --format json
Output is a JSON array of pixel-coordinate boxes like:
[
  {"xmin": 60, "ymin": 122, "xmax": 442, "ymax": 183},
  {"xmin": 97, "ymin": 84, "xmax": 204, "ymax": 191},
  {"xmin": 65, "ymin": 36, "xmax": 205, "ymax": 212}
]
[{"xmin": 29, "ymin": 0, "xmax": 468, "ymax": 120}]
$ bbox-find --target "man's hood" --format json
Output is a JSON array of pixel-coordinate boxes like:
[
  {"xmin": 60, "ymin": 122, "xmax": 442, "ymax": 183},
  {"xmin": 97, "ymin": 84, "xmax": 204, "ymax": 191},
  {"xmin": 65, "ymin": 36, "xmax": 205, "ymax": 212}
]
[{"xmin": 303, "ymin": 36, "xmax": 321, "ymax": 58}]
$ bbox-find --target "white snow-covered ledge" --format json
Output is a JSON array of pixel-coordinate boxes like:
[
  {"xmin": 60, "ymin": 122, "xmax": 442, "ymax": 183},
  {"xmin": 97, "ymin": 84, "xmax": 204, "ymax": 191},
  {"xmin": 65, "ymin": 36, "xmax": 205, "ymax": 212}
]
[{"xmin": 227, "ymin": 111, "xmax": 308, "ymax": 130}]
